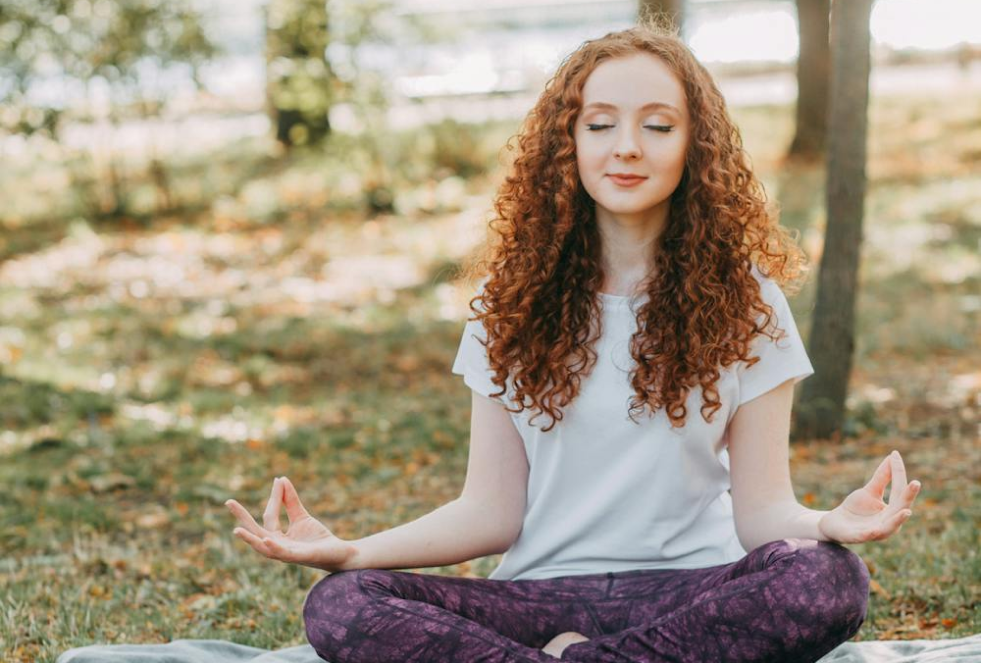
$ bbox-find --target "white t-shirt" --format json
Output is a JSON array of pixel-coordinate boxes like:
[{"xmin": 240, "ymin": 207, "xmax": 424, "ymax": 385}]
[{"xmin": 451, "ymin": 269, "xmax": 815, "ymax": 581}]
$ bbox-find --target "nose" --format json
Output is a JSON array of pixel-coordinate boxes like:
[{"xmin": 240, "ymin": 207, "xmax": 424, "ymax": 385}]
[{"xmin": 613, "ymin": 126, "xmax": 641, "ymax": 160}]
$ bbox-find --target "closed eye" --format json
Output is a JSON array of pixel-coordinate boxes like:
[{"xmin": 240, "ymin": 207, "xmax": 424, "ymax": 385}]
[{"xmin": 585, "ymin": 124, "xmax": 674, "ymax": 132}]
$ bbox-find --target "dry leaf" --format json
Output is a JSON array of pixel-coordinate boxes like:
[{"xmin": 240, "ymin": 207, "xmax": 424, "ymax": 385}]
[
  {"xmin": 869, "ymin": 578, "xmax": 891, "ymax": 599},
  {"xmin": 89, "ymin": 473, "xmax": 136, "ymax": 493},
  {"xmin": 136, "ymin": 508, "xmax": 170, "ymax": 529}
]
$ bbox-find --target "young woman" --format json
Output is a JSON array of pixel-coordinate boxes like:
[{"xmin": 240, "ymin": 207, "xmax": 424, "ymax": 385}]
[{"xmin": 225, "ymin": 24, "xmax": 922, "ymax": 663}]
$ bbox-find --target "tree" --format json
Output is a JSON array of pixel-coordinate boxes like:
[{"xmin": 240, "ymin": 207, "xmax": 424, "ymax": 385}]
[
  {"xmin": 0, "ymin": 0, "xmax": 218, "ymax": 217},
  {"xmin": 0, "ymin": 0, "xmax": 216, "ymax": 136},
  {"xmin": 787, "ymin": 0, "xmax": 831, "ymax": 161},
  {"xmin": 265, "ymin": 0, "xmax": 334, "ymax": 148},
  {"xmin": 794, "ymin": 0, "xmax": 875, "ymax": 440},
  {"xmin": 638, "ymin": 0, "xmax": 685, "ymax": 33}
]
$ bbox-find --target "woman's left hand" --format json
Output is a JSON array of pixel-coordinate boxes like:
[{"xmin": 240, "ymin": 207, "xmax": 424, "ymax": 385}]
[{"xmin": 818, "ymin": 450, "xmax": 922, "ymax": 544}]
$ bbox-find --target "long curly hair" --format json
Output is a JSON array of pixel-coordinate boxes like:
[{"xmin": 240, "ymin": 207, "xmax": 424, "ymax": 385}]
[{"xmin": 458, "ymin": 22, "xmax": 809, "ymax": 432}]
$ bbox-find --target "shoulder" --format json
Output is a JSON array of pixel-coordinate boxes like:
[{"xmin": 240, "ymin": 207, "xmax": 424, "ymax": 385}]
[
  {"xmin": 748, "ymin": 264, "xmax": 789, "ymax": 308},
  {"xmin": 749, "ymin": 263, "xmax": 777, "ymax": 291},
  {"xmin": 464, "ymin": 276, "xmax": 492, "ymax": 317}
]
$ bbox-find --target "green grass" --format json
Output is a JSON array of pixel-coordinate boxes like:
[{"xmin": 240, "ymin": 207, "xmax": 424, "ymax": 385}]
[{"xmin": 1, "ymin": 89, "xmax": 980, "ymax": 661}]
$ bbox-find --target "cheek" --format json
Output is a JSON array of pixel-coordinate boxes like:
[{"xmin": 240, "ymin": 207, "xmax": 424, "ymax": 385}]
[
  {"xmin": 668, "ymin": 136, "xmax": 690, "ymax": 170},
  {"xmin": 665, "ymin": 150, "xmax": 687, "ymax": 178},
  {"xmin": 575, "ymin": 147, "xmax": 604, "ymax": 182}
]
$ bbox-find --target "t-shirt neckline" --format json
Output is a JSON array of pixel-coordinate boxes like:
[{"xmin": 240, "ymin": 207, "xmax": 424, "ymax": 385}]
[{"xmin": 599, "ymin": 291, "xmax": 644, "ymax": 306}]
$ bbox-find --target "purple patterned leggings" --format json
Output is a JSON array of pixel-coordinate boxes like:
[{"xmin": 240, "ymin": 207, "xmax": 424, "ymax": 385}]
[{"xmin": 303, "ymin": 538, "xmax": 870, "ymax": 663}]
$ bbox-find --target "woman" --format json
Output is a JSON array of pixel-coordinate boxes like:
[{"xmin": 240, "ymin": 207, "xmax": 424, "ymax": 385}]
[{"xmin": 225, "ymin": 23, "xmax": 922, "ymax": 663}]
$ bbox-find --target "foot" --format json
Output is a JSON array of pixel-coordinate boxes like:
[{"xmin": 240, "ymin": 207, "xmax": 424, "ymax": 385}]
[{"xmin": 542, "ymin": 631, "xmax": 590, "ymax": 658}]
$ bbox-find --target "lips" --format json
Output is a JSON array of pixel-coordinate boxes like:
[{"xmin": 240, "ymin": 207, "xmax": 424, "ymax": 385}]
[{"xmin": 608, "ymin": 174, "xmax": 647, "ymax": 186}]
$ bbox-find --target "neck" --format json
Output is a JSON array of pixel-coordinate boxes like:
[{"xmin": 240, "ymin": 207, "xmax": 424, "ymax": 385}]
[{"xmin": 596, "ymin": 201, "xmax": 669, "ymax": 296}]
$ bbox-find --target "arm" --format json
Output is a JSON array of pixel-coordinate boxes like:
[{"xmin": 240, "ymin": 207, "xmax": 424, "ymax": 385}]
[
  {"xmin": 343, "ymin": 497, "xmax": 510, "ymax": 571},
  {"xmin": 728, "ymin": 379, "xmax": 921, "ymax": 551},
  {"xmin": 227, "ymin": 390, "xmax": 529, "ymax": 572},
  {"xmin": 728, "ymin": 379, "xmax": 829, "ymax": 552},
  {"xmin": 345, "ymin": 390, "xmax": 529, "ymax": 570}
]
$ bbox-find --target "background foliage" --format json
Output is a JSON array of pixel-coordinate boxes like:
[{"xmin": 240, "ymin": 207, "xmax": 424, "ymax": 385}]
[{"xmin": 0, "ymin": 1, "xmax": 978, "ymax": 661}]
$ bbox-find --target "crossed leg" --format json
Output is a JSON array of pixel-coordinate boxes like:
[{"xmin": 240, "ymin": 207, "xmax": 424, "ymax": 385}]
[
  {"xmin": 303, "ymin": 565, "xmax": 608, "ymax": 663},
  {"xmin": 560, "ymin": 539, "xmax": 870, "ymax": 663},
  {"xmin": 303, "ymin": 539, "xmax": 870, "ymax": 663}
]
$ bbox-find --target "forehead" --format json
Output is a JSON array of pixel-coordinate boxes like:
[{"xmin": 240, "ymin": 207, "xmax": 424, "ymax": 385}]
[{"xmin": 580, "ymin": 52, "xmax": 687, "ymax": 115}]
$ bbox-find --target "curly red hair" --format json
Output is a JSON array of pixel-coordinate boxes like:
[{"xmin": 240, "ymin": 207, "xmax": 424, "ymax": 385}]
[{"xmin": 459, "ymin": 22, "xmax": 809, "ymax": 432}]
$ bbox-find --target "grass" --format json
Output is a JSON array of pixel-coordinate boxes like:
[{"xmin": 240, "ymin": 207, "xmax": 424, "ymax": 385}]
[{"xmin": 1, "ymin": 88, "xmax": 980, "ymax": 661}]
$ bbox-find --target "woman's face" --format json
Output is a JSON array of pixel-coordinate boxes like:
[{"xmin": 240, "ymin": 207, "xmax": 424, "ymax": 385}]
[{"xmin": 574, "ymin": 52, "xmax": 690, "ymax": 219}]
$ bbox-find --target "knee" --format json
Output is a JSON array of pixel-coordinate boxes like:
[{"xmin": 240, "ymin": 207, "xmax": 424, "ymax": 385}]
[
  {"xmin": 303, "ymin": 569, "xmax": 402, "ymax": 656},
  {"xmin": 800, "ymin": 541, "xmax": 871, "ymax": 637},
  {"xmin": 828, "ymin": 544, "xmax": 871, "ymax": 634},
  {"xmin": 302, "ymin": 570, "xmax": 367, "ymax": 656}
]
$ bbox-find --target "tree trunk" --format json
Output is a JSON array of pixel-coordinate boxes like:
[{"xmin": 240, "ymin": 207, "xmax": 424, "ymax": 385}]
[
  {"xmin": 265, "ymin": 0, "xmax": 333, "ymax": 149},
  {"xmin": 638, "ymin": 0, "xmax": 685, "ymax": 34},
  {"xmin": 788, "ymin": 0, "xmax": 831, "ymax": 161},
  {"xmin": 793, "ymin": 0, "xmax": 874, "ymax": 440}
]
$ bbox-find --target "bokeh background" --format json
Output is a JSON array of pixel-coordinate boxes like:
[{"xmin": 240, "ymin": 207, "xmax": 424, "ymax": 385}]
[{"xmin": 1, "ymin": 1, "xmax": 979, "ymax": 661}]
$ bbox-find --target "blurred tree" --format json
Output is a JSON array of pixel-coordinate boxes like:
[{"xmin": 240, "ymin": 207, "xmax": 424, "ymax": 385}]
[
  {"xmin": 325, "ymin": 0, "xmax": 400, "ymax": 213},
  {"xmin": 0, "ymin": 0, "xmax": 216, "ymax": 135},
  {"xmin": 794, "ymin": 0, "xmax": 874, "ymax": 440},
  {"xmin": 0, "ymin": 0, "xmax": 218, "ymax": 217},
  {"xmin": 265, "ymin": 0, "xmax": 334, "ymax": 148},
  {"xmin": 638, "ymin": 0, "xmax": 684, "ymax": 33},
  {"xmin": 787, "ymin": 0, "xmax": 831, "ymax": 161}
]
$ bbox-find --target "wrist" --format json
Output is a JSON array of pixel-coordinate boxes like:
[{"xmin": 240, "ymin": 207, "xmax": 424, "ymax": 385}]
[
  {"xmin": 336, "ymin": 541, "xmax": 363, "ymax": 571},
  {"xmin": 795, "ymin": 505, "xmax": 832, "ymax": 542}
]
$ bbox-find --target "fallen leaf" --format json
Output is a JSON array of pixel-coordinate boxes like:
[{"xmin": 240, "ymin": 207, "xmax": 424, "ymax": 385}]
[
  {"xmin": 89, "ymin": 472, "xmax": 136, "ymax": 493},
  {"xmin": 869, "ymin": 578, "xmax": 891, "ymax": 599},
  {"xmin": 136, "ymin": 508, "xmax": 170, "ymax": 529}
]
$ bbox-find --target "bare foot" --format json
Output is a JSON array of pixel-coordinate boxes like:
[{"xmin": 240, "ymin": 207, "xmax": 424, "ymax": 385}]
[{"xmin": 542, "ymin": 631, "xmax": 590, "ymax": 658}]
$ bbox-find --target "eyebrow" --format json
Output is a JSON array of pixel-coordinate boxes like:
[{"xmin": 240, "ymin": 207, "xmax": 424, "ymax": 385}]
[{"xmin": 582, "ymin": 101, "xmax": 681, "ymax": 115}]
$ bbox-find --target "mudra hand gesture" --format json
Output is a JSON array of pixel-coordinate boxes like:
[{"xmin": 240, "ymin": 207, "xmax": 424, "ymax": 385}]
[
  {"xmin": 225, "ymin": 476, "xmax": 358, "ymax": 571},
  {"xmin": 818, "ymin": 450, "xmax": 922, "ymax": 544}
]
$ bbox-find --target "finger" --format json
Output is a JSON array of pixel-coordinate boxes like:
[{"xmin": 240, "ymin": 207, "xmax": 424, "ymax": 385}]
[
  {"xmin": 888, "ymin": 508, "xmax": 913, "ymax": 535},
  {"xmin": 261, "ymin": 535, "xmax": 296, "ymax": 563},
  {"xmin": 883, "ymin": 475, "xmax": 921, "ymax": 518},
  {"xmin": 870, "ymin": 508, "xmax": 913, "ymax": 541},
  {"xmin": 233, "ymin": 527, "xmax": 276, "ymax": 558},
  {"xmin": 864, "ymin": 454, "xmax": 892, "ymax": 499},
  {"xmin": 904, "ymin": 479, "xmax": 922, "ymax": 508},
  {"xmin": 225, "ymin": 499, "xmax": 273, "ymax": 539},
  {"xmin": 280, "ymin": 476, "xmax": 312, "ymax": 522},
  {"xmin": 888, "ymin": 451, "xmax": 908, "ymax": 504},
  {"xmin": 263, "ymin": 478, "xmax": 284, "ymax": 533}
]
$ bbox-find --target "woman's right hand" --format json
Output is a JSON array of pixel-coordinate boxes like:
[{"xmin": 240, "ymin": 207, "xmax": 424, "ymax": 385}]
[{"xmin": 225, "ymin": 476, "xmax": 359, "ymax": 572}]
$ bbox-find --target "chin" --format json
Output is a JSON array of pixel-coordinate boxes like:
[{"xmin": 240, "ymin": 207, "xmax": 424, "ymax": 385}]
[{"xmin": 597, "ymin": 201, "xmax": 659, "ymax": 215}]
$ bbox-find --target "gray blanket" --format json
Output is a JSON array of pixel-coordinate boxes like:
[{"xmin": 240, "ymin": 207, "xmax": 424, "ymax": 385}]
[{"xmin": 57, "ymin": 634, "xmax": 981, "ymax": 662}]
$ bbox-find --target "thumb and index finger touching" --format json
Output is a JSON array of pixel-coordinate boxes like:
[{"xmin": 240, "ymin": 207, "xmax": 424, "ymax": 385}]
[
  {"xmin": 262, "ymin": 476, "xmax": 312, "ymax": 531},
  {"xmin": 865, "ymin": 453, "xmax": 893, "ymax": 499},
  {"xmin": 279, "ymin": 475, "xmax": 312, "ymax": 522},
  {"xmin": 865, "ymin": 450, "xmax": 919, "ymax": 509},
  {"xmin": 226, "ymin": 476, "xmax": 311, "ymax": 535}
]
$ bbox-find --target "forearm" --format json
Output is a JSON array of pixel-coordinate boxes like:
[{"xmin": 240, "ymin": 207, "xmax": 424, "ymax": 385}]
[
  {"xmin": 340, "ymin": 497, "xmax": 516, "ymax": 572},
  {"xmin": 736, "ymin": 499, "xmax": 831, "ymax": 552}
]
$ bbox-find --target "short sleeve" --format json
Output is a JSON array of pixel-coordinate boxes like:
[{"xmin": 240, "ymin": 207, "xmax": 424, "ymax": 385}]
[
  {"xmin": 736, "ymin": 277, "xmax": 815, "ymax": 406},
  {"xmin": 451, "ymin": 284, "xmax": 507, "ymax": 401},
  {"xmin": 451, "ymin": 315, "xmax": 505, "ymax": 400}
]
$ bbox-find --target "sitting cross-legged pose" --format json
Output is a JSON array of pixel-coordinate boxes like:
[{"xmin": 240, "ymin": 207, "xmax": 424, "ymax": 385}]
[{"xmin": 225, "ymin": 22, "xmax": 922, "ymax": 663}]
